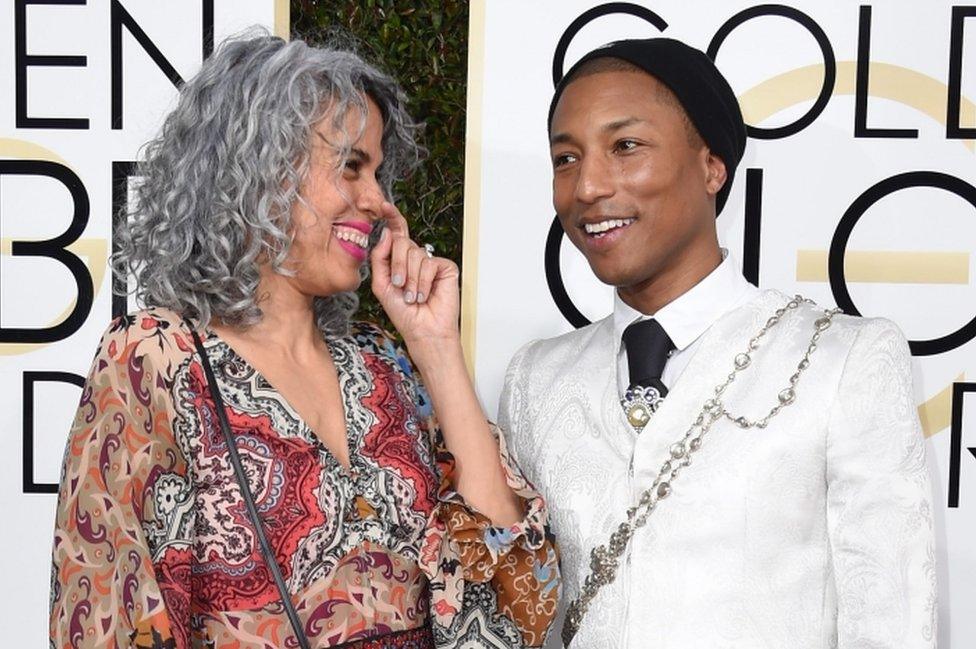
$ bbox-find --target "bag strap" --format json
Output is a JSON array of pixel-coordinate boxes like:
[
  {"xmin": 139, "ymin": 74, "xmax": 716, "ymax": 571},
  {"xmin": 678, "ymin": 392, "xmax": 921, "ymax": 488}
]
[{"xmin": 189, "ymin": 328, "xmax": 311, "ymax": 649}]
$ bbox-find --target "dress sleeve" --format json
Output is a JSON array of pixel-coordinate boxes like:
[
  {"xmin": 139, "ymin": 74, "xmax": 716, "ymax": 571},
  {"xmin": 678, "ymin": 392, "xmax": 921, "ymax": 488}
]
[
  {"xmin": 825, "ymin": 319, "xmax": 938, "ymax": 648},
  {"xmin": 49, "ymin": 315, "xmax": 194, "ymax": 648},
  {"xmin": 380, "ymin": 339, "xmax": 559, "ymax": 647}
]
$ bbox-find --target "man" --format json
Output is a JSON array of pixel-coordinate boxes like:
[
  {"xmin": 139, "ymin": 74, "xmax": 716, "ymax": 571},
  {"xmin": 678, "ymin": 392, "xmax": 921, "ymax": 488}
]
[{"xmin": 498, "ymin": 38, "xmax": 936, "ymax": 648}]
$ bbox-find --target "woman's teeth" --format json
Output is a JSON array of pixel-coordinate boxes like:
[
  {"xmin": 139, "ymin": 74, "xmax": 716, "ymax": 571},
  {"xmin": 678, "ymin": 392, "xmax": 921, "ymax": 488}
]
[
  {"xmin": 584, "ymin": 218, "xmax": 636, "ymax": 236},
  {"xmin": 333, "ymin": 227, "xmax": 369, "ymax": 248}
]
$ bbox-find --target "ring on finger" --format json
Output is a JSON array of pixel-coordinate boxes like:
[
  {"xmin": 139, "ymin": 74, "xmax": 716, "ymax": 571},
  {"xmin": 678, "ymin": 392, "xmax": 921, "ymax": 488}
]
[{"xmin": 423, "ymin": 243, "xmax": 435, "ymax": 259}]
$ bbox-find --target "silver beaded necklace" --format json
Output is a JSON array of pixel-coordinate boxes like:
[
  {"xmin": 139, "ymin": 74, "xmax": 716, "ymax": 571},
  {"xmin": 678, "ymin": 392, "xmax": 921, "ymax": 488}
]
[{"xmin": 561, "ymin": 296, "xmax": 841, "ymax": 647}]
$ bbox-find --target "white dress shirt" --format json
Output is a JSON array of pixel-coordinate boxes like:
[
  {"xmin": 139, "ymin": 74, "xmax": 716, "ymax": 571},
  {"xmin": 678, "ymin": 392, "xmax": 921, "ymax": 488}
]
[{"xmin": 613, "ymin": 250, "xmax": 758, "ymax": 395}]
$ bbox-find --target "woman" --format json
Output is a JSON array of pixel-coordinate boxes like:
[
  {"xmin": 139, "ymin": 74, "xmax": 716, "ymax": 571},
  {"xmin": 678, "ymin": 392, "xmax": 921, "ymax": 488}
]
[{"xmin": 49, "ymin": 34, "xmax": 559, "ymax": 649}]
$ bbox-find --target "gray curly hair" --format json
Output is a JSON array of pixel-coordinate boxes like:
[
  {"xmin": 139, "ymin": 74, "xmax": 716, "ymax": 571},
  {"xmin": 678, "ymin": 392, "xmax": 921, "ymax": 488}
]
[{"xmin": 113, "ymin": 32, "xmax": 423, "ymax": 334}]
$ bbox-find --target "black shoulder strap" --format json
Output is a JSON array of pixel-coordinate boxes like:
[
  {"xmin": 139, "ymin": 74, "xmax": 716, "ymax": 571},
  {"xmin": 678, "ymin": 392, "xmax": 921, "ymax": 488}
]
[{"xmin": 189, "ymin": 328, "xmax": 311, "ymax": 649}]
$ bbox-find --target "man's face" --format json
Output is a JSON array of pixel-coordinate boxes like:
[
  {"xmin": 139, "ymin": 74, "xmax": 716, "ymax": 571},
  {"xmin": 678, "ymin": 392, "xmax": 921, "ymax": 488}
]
[{"xmin": 549, "ymin": 69, "xmax": 726, "ymax": 291}]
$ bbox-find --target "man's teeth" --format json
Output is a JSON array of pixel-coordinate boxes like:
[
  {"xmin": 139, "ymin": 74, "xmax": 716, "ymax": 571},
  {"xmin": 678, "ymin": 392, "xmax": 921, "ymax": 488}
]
[
  {"xmin": 333, "ymin": 227, "xmax": 369, "ymax": 248},
  {"xmin": 584, "ymin": 218, "xmax": 636, "ymax": 235}
]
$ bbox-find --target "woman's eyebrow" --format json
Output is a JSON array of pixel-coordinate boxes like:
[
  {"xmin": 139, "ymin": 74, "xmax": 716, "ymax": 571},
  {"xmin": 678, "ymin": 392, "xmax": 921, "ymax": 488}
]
[
  {"xmin": 313, "ymin": 132, "xmax": 373, "ymax": 164},
  {"xmin": 349, "ymin": 147, "xmax": 371, "ymax": 163}
]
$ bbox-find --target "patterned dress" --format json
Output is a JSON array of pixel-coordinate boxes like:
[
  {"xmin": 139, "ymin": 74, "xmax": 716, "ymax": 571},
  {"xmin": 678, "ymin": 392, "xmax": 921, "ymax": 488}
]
[{"xmin": 49, "ymin": 308, "xmax": 560, "ymax": 648}]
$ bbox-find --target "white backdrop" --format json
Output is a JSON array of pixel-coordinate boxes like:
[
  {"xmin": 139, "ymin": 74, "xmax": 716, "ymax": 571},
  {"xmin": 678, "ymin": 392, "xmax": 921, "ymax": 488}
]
[
  {"xmin": 0, "ymin": 1, "xmax": 281, "ymax": 644},
  {"xmin": 462, "ymin": 1, "xmax": 975, "ymax": 646},
  {"xmin": 3, "ymin": 1, "xmax": 974, "ymax": 646}
]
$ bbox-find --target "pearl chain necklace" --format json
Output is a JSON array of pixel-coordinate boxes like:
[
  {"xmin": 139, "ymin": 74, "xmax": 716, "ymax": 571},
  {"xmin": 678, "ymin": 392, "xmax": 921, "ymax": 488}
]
[{"xmin": 561, "ymin": 296, "xmax": 841, "ymax": 647}]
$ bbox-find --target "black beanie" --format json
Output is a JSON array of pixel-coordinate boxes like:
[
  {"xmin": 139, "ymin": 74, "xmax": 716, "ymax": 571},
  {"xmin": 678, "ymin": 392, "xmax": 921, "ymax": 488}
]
[{"xmin": 548, "ymin": 38, "xmax": 747, "ymax": 216}]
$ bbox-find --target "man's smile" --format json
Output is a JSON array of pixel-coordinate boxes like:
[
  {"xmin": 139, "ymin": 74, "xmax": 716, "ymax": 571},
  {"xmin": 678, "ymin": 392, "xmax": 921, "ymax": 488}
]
[
  {"xmin": 581, "ymin": 217, "xmax": 636, "ymax": 237},
  {"xmin": 575, "ymin": 216, "xmax": 638, "ymax": 252}
]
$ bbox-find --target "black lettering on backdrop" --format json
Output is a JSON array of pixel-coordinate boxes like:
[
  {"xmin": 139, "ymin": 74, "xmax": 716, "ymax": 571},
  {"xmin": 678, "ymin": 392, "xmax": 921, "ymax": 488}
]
[
  {"xmin": 947, "ymin": 6, "xmax": 976, "ymax": 140},
  {"xmin": 0, "ymin": 161, "xmax": 92, "ymax": 343},
  {"xmin": 948, "ymin": 382, "xmax": 976, "ymax": 508},
  {"xmin": 743, "ymin": 168, "xmax": 763, "ymax": 287},
  {"xmin": 855, "ymin": 6, "xmax": 918, "ymax": 139},
  {"xmin": 828, "ymin": 171, "xmax": 976, "ymax": 356},
  {"xmin": 111, "ymin": 0, "xmax": 185, "ymax": 129},
  {"xmin": 111, "ymin": 161, "xmax": 138, "ymax": 319},
  {"xmin": 551, "ymin": 2, "xmax": 667, "ymax": 86},
  {"xmin": 707, "ymin": 5, "xmax": 835, "ymax": 140},
  {"xmin": 203, "ymin": 0, "xmax": 215, "ymax": 59},
  {"xmin": 22, "ymin": 371, "xmax": 84, "ymax": 494},
  {"xmin": 545, "ymin": 215, "xmax": 590, "ymax": 328},
  {"xmin": 14, "ymin": 0, "xmax": 89, "ymax": 129}
]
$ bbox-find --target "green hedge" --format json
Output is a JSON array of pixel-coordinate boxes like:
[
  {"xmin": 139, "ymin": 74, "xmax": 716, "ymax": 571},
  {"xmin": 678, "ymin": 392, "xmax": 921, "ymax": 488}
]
[{"xmin": 292, "ymin": 1, "xmax": 469, "ymax": 331}]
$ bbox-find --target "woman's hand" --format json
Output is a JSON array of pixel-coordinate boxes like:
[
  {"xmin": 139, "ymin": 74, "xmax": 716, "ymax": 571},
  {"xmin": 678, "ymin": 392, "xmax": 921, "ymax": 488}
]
[
  {"xmin": 371, "ymin": 202, "xmax": 522, "ymax": 527},
  {"xmin": 370, "ymin": 201, "xmax": 461, "ymax": 349}
]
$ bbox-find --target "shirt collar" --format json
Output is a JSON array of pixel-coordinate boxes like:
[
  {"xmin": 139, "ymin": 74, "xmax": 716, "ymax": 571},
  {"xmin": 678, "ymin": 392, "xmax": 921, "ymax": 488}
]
[{"xmin": 612, "ymin": 250, "xmax": 757, "ymax": 356}]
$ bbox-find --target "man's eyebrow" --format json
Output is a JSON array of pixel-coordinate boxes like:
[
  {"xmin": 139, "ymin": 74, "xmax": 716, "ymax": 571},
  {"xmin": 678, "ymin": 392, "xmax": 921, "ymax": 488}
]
[
  {"xmin": 603, "ymin": 117, "xmax": 643, "ymax": 132},
  {"xmin": 550, "ymin": 117, "xmax": 646, "ymax": 146},
  {"xmin": 550, "ymin": 131, "xmax": 574, "ymax": 146}
]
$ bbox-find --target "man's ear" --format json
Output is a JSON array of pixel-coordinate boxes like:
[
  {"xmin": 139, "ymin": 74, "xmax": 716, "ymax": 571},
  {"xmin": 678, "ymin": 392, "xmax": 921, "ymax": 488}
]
[{"xmin": 702, "ymin": 149, "xmax": 728, "ymax": 196}]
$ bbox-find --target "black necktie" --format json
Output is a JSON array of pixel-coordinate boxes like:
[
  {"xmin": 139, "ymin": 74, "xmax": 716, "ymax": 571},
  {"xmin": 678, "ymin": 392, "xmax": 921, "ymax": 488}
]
[{"xmin": 622, "ymin": 318, "xmax": 675, "ymax": 397}]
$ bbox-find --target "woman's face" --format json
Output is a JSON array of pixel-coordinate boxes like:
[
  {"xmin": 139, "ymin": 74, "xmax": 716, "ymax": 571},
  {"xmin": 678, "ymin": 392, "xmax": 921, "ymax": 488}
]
[{"xmin": 282, "ymin": 95, "xmax": 386, "ymax": 298}]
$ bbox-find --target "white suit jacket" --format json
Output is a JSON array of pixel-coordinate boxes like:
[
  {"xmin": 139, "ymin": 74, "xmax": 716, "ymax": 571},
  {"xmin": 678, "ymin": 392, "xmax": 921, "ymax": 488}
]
[{"xmin": 499, "ymin": 289, "xmax": 937, "ymax": 649}]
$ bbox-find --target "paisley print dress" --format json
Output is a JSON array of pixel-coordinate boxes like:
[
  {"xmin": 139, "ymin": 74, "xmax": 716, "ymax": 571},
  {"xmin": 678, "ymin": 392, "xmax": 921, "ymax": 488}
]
[{"xmin": 49, "ymin": 308, "xmax": 559, "ymax": 648}]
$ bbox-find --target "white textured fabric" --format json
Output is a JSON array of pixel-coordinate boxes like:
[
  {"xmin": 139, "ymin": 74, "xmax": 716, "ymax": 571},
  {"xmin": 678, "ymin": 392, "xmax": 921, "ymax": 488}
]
[
  {"xmin": 612, "ymin": 251, "xmax": 758, "ymax": 394},
  {"xmin": 499, "ymin": 289, "xmax": 937, "ymax": 649}
]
